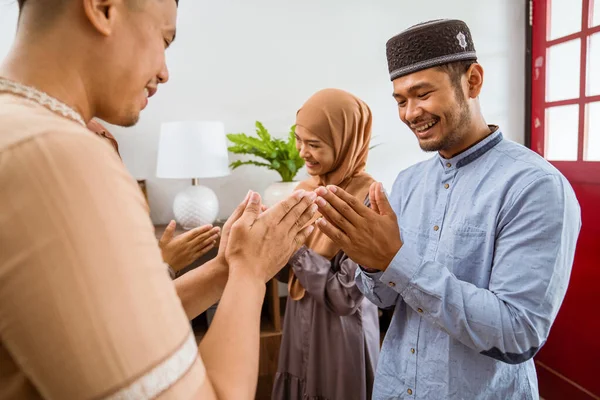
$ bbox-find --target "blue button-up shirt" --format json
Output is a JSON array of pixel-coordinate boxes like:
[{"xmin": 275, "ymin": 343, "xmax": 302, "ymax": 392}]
[{"xmin": 356, "ymin": 128, "xmax": 581, "ymax": 399}]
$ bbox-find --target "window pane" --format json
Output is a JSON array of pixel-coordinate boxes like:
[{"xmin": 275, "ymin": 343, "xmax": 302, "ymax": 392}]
[
  {"xmin": 546, "ymin": 39, "xmax": 581, "ymax": 102},
  {"xmin": 546, "ymin": 105, "xmax": 580, "ymax": 161},
  {"xmin": 587, "ymin": 33, "xmax": 600, "ymax": 96},
  {"xmin": 549, "ymin": 0, "xmax": 583, "ymax": 40},
  {"xmin": 584, "ymin": 102, "xmax": 600, "ymax": 161},
  {"xmin": 593, "ymin": 0, "xmax": 600, "ymax": 27}
]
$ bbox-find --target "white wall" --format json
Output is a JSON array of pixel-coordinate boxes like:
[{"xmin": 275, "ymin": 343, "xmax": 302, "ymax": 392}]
[{"xmin": 0, "ymin": 0, "xmax": 526, "ymax": 224}]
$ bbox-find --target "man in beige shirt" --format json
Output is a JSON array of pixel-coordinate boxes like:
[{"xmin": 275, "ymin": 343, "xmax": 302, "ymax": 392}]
[{"xmin": 0, "ymin": 0, "xmax": 317, "ymax": 399}]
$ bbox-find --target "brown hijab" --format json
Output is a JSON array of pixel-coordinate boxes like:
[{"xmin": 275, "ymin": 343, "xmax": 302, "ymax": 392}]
[{"xmin": 289, "ymin": 88, "xmax": 375, "ymax": 300}]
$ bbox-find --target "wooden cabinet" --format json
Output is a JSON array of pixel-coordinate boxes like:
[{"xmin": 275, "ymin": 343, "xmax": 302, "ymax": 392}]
[{"xmin": 154, "ymin": 223, "xmax": 282, "ymax": 398}]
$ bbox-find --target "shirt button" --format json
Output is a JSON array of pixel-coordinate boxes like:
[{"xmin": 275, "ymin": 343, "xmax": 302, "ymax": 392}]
[
  {"xmin": 407, "ymin": 388, "xmax": 413, "ymax": 395},
  {"xmin": 411, "ymin": 348, "xmax": 416, "ymax": 354},
  {"xmin": 446, "ymin": 162, "xmax": 452, "ymax": 167},
  {"xmin": 444, "ymin": 183, "xmax": 450, "ymax": 189},
  {"xmin": 388, "ymin": 282, "xmax": 396, "ymax": 288},
  {"xmin": 417, "ymin": 308, "xmax": 424, "ymax": 313},
  {"xmin": 433, "ymin": 225, "xmax": 439, "ymax": 231}
]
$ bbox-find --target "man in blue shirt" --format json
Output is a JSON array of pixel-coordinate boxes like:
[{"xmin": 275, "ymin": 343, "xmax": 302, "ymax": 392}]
[{"xmin": 313, "ymin": 19, "xmax": 581, "ymax": 399}]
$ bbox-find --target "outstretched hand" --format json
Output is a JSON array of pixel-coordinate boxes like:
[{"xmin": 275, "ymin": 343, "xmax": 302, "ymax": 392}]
[
  {"xmin": 314, "ymin": 182, "xmax": 402, "ymax": 271},
  {"xmin": 226, "ymin": 190, "xmax": 318, "ymax": 282},
  {"xmin": 159, "ymin": 220, "xmax": 221, "ymax": 271}
]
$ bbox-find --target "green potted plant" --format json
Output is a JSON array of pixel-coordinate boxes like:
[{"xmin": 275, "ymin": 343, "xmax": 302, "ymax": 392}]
[{"xmin": 227, "ymin": 121, "xmax": 305, "ymax": 206}]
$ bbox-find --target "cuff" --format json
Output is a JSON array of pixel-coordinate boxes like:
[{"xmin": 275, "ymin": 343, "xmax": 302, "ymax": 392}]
[
  {"xmin": 166, "ymin": 264, "xmax": 177, "ymax": 280},
  {"xmin": 355, "ymin": 268, "xmax": 384, "ymax": 293},
  {"xmin": 288, "ymin": 245, "xmax": 309, "ymax": 267},
  {"xmin": 380, "ymin": 244, "xmax": 423, "ymax": 295}
]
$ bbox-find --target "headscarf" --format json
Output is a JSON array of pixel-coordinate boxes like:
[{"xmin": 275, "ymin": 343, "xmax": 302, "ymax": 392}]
[{"xmin": 289, "ymin": 88, "xmax": 375, "ymax": 300}]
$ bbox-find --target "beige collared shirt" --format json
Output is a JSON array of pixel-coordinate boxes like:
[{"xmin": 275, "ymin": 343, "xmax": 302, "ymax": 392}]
[{"xmin": 0, "ymin": 93, "xmax": 205, "ymax": 399}]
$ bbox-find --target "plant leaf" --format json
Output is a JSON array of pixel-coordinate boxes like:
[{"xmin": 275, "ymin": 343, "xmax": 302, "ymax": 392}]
[
  {"xmin": 287, "ymin": 126, "xmax": 297, "ymax": 151},
  {"xmin": 227, "ymin": 133, "xmax": 273, "ymax": 160},
  {"xmin": 255, "ymin": 121, "xmax": 277, "ymax": 153},
  {"xmin": 229, "ymin": 160, "xmax": 273, "ymax": 170},
  {"xmin": 226, "ymin": 123, "xmax": 305, "ymax": 181},
  {"xmin": 285, "ymin": 159, "xmax": 297, "ymax": 175}
]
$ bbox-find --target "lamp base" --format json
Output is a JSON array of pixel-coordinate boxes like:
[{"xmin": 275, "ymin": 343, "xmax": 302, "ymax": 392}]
[{"xmin": 173, "ymin": 185, "xmax": 219, "ymax": 230}]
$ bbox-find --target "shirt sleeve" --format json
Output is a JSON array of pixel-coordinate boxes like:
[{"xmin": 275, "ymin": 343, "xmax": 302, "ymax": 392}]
[
  {"xmin": 289, "ymin": 246, "xmax": 365, "ymax": 316},
  {"xmin": 0, "ymin": 129, "xmax": 205, "ymax": 399},
  {"xmin": 355, "ymin": 268, "xmax": 400, "ymax": 309},
  {"xmin": 378, "ymin": 174, "xmax": 580, "ymax": 364}
]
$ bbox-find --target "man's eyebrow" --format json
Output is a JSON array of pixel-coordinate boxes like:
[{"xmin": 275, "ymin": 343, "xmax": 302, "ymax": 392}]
[{"xmin": 393, "ymin": 82, "xmax": 436, "ymax": 99}]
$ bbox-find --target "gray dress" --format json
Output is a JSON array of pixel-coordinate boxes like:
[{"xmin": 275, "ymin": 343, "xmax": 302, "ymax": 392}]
[{"xmin": 272, "ymin": 246, "xmax": 380, "ymax": 400}]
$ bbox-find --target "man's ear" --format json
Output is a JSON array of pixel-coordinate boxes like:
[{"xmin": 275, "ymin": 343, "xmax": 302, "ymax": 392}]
[
  {"xmin": 82, "ymin": 0, "xmax": 121, "ymax": 36},
  {"xmin": 466, "ymin": 63, "xmax": 484, "ymax": 99}
]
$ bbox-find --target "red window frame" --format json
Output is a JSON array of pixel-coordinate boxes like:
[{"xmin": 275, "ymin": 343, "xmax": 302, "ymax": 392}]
[{"xmin": 530, "ymin": 0, "xmax": 600, "ymax": 184}]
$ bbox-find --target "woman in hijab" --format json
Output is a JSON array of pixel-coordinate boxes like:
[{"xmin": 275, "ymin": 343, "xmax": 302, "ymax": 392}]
[{"xmin": 272, "ymin": 88, "xmax": 380, "ymax": 400}]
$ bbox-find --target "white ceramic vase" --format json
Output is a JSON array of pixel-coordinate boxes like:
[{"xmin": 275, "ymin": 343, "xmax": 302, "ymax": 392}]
[
  {"xmin": 263, "ymin": 181, "xmax": 300, "ymax": 208},
  {"xmin": 173, "ymin": 184, "xmax": 219, "ymax": 230}
]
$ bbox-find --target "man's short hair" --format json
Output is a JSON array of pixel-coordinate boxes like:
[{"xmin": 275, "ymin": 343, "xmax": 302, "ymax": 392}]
[
  {"xmin": 17, "ymin": 0, "xmax": 179, "ymax": 11},
  {"xmin": 436, "ymin": 60, "xmax": 476, "ymax": 91}
]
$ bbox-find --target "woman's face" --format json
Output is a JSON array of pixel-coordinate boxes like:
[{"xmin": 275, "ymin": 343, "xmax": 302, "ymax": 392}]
[{"xmin": 295, "ymin": 125, "xmax": 335, "ymax": 176}]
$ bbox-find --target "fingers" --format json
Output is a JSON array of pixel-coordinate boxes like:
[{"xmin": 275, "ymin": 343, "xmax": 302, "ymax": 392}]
[
  {"xmin": 194, "ymin": 240, "xmax": 217, "ymax": 259},
  {"xmin": 372, "ymin": 182, "xmax": 395, "ymax": 216},
  {"xmin": 315, "ymin": 217, "xmax": 350, "ymax": 247},
  {"xmin": 315, "ymin": 186, "xmax": 366, "ymax": 228},
  {"xmin": 368, "ymin": 182, "xmax": 381, "ymax": 215},
  {"xmin": 223, "ymin": 191, "xmax": 252, "ymax": 231},
  {"xmin": 279, "ymin": 191, "xmax": 317, "ymax": 232},
  {"xmin": 316, "ymin": 199, "xmax": 350, "ymax": 233},
  {"xmin": 159, "ymin": 220, "xmax": 177, "ymax": 245},
  {"xmin": 180, "ymin": 224, "xmax": 213, "ymax": 241},
  {"xmin": 295, "ymin": 203, "xmax": 319, "ymax": 232},
  {"xmin": 292, "ymin": 224, "xmax": 316, "ymax": 251},
  {"xmin": 325, "ymin": 186, "xmax": 372, "ymax": 218},
  {"xmin": 191, "ymin": 228, "xmax": 220, "ymax": 246},
  {"xmin": 189, "ymin": 232, "xmax": 219, "ymax": 259},
  {"xmin": 238, "ymin": 191, "xmax": 263, "ymax": 227},
  {"xmin": 262, "ymin": 190, "xmax": 307, "ymax": 224},
  {"xmin": 313, "ymin": 194, "xmax": 355, "ymax": 234}
]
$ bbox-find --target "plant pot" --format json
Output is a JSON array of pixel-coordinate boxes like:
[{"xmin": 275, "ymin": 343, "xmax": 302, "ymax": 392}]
[{"xmin": 263, "ymin": 181, "xmax": 300, "ymax": 207}]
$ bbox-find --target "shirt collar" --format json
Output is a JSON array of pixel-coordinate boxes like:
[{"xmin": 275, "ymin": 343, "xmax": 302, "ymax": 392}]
[{"xmin": 438, "ymin": 126, "xmax": 503, "ymax": 172}]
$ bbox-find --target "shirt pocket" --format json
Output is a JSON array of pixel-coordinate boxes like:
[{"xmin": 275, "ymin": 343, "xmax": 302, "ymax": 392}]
[{"xmin": 444, "ymin": 222, "xmax": 488, "ymax": 283}]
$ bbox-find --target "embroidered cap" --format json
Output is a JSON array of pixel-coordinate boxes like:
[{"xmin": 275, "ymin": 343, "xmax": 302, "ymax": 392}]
[{"xmin": 386, "ymin": 19, "xmax": 477, "ymax": 81}]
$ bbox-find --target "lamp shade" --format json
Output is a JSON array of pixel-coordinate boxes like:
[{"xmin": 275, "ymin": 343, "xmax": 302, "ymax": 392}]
[{"xmin": 156, "ymin": 121, "xmax": 230, "ymax": 179}]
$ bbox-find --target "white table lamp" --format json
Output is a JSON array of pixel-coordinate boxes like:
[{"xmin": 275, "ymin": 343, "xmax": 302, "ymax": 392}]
[{"xmin": 156, "ymin": 121, "xmax": 230, "ymax": 229}]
